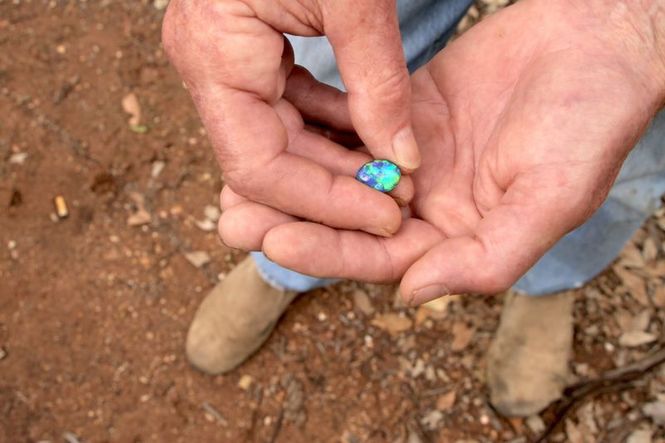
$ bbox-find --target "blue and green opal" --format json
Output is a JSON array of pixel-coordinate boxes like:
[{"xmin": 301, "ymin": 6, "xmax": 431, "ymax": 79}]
[{"xmin": 355, "ymin": 159, "xmax": 401, "ymax": 193}]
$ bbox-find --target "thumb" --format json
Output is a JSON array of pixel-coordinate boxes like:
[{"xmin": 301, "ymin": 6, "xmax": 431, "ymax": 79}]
[{"xmin": 324, "ymin": 0, "xmax": 421, "ymax": 171}]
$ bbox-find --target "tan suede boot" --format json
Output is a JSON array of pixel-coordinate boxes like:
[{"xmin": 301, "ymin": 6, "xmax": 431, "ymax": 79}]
[
  {"xmin": 186, "ymin": 257, "xmax": 297, "ymax": 374},
  {"xmin": 487, "ymin": 291, "xmax": 575, "ymax": 417}
]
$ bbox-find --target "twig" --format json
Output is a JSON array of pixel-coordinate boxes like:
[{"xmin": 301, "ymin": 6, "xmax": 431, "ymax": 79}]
[
  {"xmin": 535, "ymin": 344, "xmax": 665, "ymax": 442},
  {"xmin": 268, "ymin": 409, "xmax": 284, "ymax": 443},
  {"xmin": 202, "ymin": 401, "xmax": 228, "ymax": 426}
]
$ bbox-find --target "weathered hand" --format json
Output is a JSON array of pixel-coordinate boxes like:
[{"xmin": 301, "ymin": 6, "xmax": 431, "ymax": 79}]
[
  {"xmin": 162, "ymin": 0, "xmax": 419, "ymax": 237},
  {"xmin": 220, "ymin": 0, "xmax": 665, "ymax": 303}
]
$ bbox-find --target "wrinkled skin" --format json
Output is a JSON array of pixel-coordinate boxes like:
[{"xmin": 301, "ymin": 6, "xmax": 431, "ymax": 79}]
[
  {"xmin": 165, "ymin": 0, "xmax": 665, "ymax": 304},
  {"xmin": 162, "ymin": 0, "xmax": 420, "ymax": 239}
]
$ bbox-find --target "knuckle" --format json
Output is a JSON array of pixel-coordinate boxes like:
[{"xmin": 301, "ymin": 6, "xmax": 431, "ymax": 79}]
[{"xmin": 477, "ymin": 267, "xmax": 514, "ymax": 294}]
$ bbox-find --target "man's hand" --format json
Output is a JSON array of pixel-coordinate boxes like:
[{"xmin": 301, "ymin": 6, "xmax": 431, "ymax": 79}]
[
  {"xmin": 162, "ymin": 0, "xmax": 420, "ymax": 237},
  {"xmin": 219, "ymin": 0, "xmax": 665, "ymax": 303}
]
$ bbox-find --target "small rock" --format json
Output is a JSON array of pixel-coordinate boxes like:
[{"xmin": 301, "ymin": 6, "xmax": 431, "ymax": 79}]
[
  {"xmin": 154, "ymin": 0, "xmax": 169, "ymax": 10},
  {"xmin": 204, "ymin": 205, "xmax": 221, "ymax": 221},
  {"xmin": 195, "ymin": 219, "xmax": 217, "ymax": 232},
  {"xmin": 619, "ymin": 331, "xmax": 657, "ymax": 347},
  {"xmin": 627, "ymin": 428, "xmax": 652, "ymax": 443},
  {"xmin": 9, "ymin": 152, "xmax": 28, "ymax": 165},
  {"xmin": 122, "ymin": 92, "xmax": 141, "ymax": 126},
  {"xmin": 643, "ymin": 400, "xmax": 665, "ymax": 424},
  {"xmin": 184, "ymin": 251, "xmax": 211, "ymax": 268},
  {"xmin": 352, "ymin": 290, "xmax": 374, "ymax": 316},
  {"xmin": 451, "ymin": 321, "xmax": 475, "ymax": 351},
  {"xmin": 371, "ymin": 313, "xmax": 412, "ymax": 335},
  {"xmin": 63, "ymin": 432, "xmax": 81, "ymax": 443},
  {"xmin": 238, "ymin": 374, "xmax": 253, "ymax": 391},
  {"xmin": 0, "ymin": 346, "xmax": 7, "ymax": 361},
  {"xmin": 151, "ymin": 160, "xmax": 165, "ymax": 178},
  {"xmin": 420, "ymin": 409, "xmax": 444, "ymax": 430},
  {"xmin": 127, "ymin": 209, "xmax": 151, "ymax": 226},
  {"xmin": 436, "ymin": 390, "xmax": 456, "ymax": 411},
  {"xmin": 526, "ymin": 415, "xmax": 545, "ymax": 434}
]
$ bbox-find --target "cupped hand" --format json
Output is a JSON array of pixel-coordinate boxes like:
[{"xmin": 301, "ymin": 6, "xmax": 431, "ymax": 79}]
[
  {"xmin": 162, "ymin": 0, "xmax": 420, "ymax": 238},
  {"xmin": 219, "ymin": 0, "xmax": 665, "ymax": 303}
]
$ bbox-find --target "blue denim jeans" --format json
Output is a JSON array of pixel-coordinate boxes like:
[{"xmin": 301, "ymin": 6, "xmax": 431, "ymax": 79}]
[{"xmin": 253, "ymin": 0, "xmax": 665, "ymax": 295}]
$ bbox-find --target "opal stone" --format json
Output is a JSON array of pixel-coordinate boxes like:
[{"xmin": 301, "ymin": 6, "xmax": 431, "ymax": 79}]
[{"xmin": 355, "ymin": 159, "xmax": 401, "ymax": 193}]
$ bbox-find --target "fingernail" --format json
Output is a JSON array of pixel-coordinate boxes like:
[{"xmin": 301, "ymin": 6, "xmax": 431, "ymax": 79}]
[
  {"xmin": 392, "ymin": 126, "xmax": 421, "ymax": 171},
  {"xmin": 409, "ymin": 284, "xmax": 450, "ymax": 306},
  {"xmin": 364, "ymin": 225, "xmax": 394, "ymax": 237}
]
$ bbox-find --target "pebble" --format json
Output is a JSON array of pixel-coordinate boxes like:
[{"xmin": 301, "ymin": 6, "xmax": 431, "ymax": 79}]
[
  {"xmin": 9, "ymin": 152, "xmax": 28, "ymax": 164},
  {"xmin": 526, "ymin": 415, "xmax": 545, "ymax": 434},
  {"xmin": 238, "ymin": 374, "xmax": 253, "ymax": 391},
  {"xmin": 184, "ymin": 251, "xmax": 211, "ymax": 268},
  {"xmin": 420, "ymin": 409, "xmax": 444, "ymax": 430}
]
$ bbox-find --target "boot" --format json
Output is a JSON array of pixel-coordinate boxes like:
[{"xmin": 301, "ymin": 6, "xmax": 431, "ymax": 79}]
[
  {"xmin": 186, "ymin": 257, "xmax": 297, "ymax": 374},
  {"xmin": 487, "ymin": 291, "xmax": 575, "ymax": 416}
]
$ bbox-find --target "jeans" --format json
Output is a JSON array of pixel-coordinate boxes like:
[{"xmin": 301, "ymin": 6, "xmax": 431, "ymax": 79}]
[{"xmin": 253, "ymin": 0, "xmax": 665, "ymax": 295}]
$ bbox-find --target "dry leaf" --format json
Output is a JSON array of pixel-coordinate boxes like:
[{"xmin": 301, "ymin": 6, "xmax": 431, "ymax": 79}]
[
  {"xmin": 436, "ymin": 391, "xmax": 456, "ymax": 411},
  {"xmin": 616, "ymin": 310, "xmax": 651, "ymax": 333},
  {"xmin": 644, "ymin": 261, "xmax": 665, "ymax": 279},
  {"xmin": 643, "ymin": 401, "xmax": 665, "ymax": 425},
  {"xmin": 565, "ymin": 419, "xmax": 584, "ymax": 443},
  {"xmin": 352, "ymin": 290, "xmax": 375, "ymax": 316},
  {"xmin": 121, "ymin": 92, "xmax": 142, "ymax": 126},
  {"xmin": 613, "ymin": 266, "xmax": 649, "ymax": 305},
  {"xmin": 652, "ymin": 285, "xmax": 665, "ymax": 307},
  {"xmin": 619, "ymin": 330, "xmax": 657, "ymax": 347},
  {"xmin": 371, "ymin": 313, "xmax": 412, "ymax": 335},
  {"xmin": 643, "ymin": 237, "xmax": 659, "ymax": 262},
  {"xmin": 619, "ymin": 241, "xmax": 646, "ymax": 269},
  {"xmin": 451, "ymin": 322, "xmax": 474, "ymax": 351},
  {"xmin": 626, "ymin": 428, "xmax": 653, "ymax": 443}
]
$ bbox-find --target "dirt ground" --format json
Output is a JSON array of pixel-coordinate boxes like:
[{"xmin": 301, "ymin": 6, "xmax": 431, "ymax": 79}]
[{"xmin": 1, "ymin": 1, "xmax": 665, "ymax": 442}]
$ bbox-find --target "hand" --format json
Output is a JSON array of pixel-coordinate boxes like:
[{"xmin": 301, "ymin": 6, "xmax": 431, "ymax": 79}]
[
  {"xmin": 161, "ymin": 0, "xmax": 420, "ymax": 237},
  {"xmin": 219, "ymin": 0, "xmax": 665, "ymax": 303}
]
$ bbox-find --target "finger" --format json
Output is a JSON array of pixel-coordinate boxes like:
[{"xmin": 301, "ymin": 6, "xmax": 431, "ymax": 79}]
[
  {"xmin": 285, "ymin": 66, "xmax": 354, "ymax": 132},
  {"xmin": 324, "ymin": 0, "xmax": 421, "ymax": 171},
  {"xmin": 400, "ymin": 180, "xmax": 586, "ymax": 304},
  {"xmin": 262, "ymin": 219, "xmax": 443, "ymax": 282},
  {"xmin": 289, "ymin": 130, "xmax": 415, "ymax": 205},
  {"xmin": 218, "ymin": 201, "xmax": 297, "ymax": 251},
  {"xmin": 164, "ymin": 3, "xmax": 402, "ymax": 236},
  {"xmin": 219, "ymin": 185, "xmax": 248, "ymax": 210}
]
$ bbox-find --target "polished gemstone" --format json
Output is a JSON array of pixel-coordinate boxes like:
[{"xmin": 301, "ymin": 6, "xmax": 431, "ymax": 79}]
[{"xmin": 355, "ymin": 159, "xmax": 401, "ymax": 193}]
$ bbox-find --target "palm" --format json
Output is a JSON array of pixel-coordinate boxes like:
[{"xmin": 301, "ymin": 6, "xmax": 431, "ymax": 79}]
[{"xmin": 223, "ymin": 1, "xmax": 660, "ymax": 302}]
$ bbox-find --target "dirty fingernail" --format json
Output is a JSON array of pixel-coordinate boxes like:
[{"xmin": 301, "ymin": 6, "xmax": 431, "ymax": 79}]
[
  {"xmin": 392, "ymin": 126, "xmax": 421, "ymax": 171},
  {"xmin": 363, "ymin": 225, "xmax": 394, "ymax": 238},
  {"xmin": 410, "ymin": 284, "xmax": 450, "ymax": 306}
]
